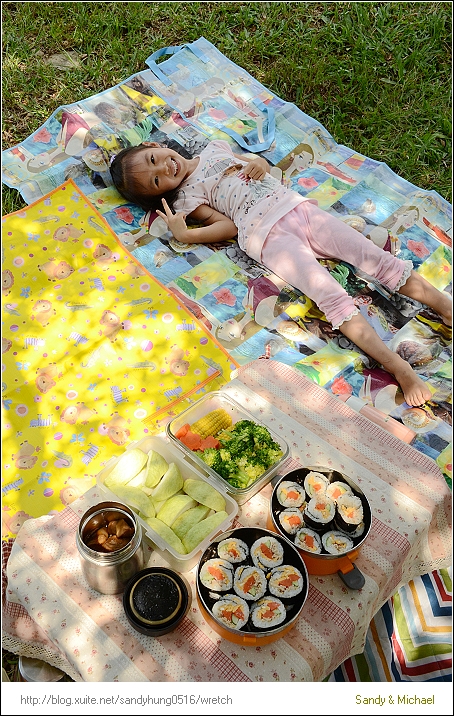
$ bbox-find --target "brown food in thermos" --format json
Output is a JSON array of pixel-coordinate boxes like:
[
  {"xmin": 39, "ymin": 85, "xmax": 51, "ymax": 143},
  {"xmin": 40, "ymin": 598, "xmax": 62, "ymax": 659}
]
[{"xmin": 83, "ymin": 511, "xmax": 134, "ymax": 553}]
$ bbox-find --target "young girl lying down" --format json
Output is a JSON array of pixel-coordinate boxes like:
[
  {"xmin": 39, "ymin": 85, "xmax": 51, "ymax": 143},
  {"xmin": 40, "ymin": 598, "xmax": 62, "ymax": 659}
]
[{"xmin": 111, "ymin": 140, "xmax": 452, "ymax": 407}]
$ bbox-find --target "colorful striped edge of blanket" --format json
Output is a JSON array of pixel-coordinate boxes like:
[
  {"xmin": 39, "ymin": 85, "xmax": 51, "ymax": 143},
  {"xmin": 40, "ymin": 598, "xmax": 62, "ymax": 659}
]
[{"xmin": 327, "ymin": 568, "xmax": 452, "ymax": 682}]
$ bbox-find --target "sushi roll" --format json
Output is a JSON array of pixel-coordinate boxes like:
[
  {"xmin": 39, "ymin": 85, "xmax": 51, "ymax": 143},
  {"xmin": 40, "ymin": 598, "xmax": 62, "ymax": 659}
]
[
  {"xmin": 278, "ymin": 507, "xmax": 305, "ymax": 535},
  {"xmin": 326, "ymin": 480, "xmax": 353, "ymax": 503},
  {"xmin": 233, "ymin": 565, "xmax": 267, "ymax": 601},
  {"xmin": 345, "ymin": 521, "xmax": 366, "ymax": 539},
  {"xmin": 251, "ymin": 536, "xmax": 284, "ymax": 569},
  {"xmin": 217, "ymin": 538, "xmax": 249, "ymax": 563},
  {"xmin": 303, "ymin": 471, "xmax": 329, "ymax": 500},
  {"xmin": 250, "ymin": 597, "xmax": 286, "ymax": 629},
  {"xmin": 276, "ymin": 481, "xmax": 306, "ymax": 508},
  {"xmin": 199, "ymin": 558, "xmax": 234, "ymax": 592},
  {"xmin": 303, "ymin": 495, "xmax": 336, "ymax": 532},
  {"xmin": 268, "ymin": 565, "xmax": 305, "ymax": 599},
  {"xmin": 335, "ymin": 493, "xmax": 364, "ymax": 533},
  {"xmin": 322, "ymin": 530, "xmax": 354, "ymax": 555},
  {"xmin": 212, "ymin": 594, "xmax": 250, "ymax": 630},
  {"xmin": 294, "ymin": 527, "xmax": 322, "ymax": 553}
]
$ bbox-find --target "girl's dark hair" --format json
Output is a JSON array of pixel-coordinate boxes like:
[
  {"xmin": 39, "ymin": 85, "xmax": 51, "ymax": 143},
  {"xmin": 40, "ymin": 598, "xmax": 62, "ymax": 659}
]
[{"xmin": 110, "ymin": 144, "xmax": 181, "ymax": 213}]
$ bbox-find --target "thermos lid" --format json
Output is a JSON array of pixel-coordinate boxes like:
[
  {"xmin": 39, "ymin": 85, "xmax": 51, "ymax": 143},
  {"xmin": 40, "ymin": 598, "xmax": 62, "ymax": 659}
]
[{"xmin": 123, "ymin": 567, "xmax": 191, "ymax": 636}]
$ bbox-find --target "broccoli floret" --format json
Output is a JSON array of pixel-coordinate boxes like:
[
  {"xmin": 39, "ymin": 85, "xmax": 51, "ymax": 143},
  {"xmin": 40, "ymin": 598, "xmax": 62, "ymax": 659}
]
[
  {"xmin": 199, "ymin": 447, "xmax": 218, "ymax": 468},
  {"xmin": 199, "ymin": 419, "xmax": 282, "ymax": 488}
]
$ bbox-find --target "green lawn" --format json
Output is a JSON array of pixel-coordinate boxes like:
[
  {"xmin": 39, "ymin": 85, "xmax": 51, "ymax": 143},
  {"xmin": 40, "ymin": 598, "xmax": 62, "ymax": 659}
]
[
  {"xmin": 1, "ymin": 0, "xmax": 452, "ymax": 683},
  {"xmin": 2, "ymin": 1, "xmax": 451, "ymax": 215}
]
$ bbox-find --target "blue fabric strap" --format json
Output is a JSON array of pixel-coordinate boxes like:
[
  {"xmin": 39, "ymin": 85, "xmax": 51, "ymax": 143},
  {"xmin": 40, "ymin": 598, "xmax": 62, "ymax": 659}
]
[
  {"xmin": 146, "ymin": 42, "xmax": 275, "ymax": 152},
  {"xmin": 146, "ymin": 43, "xmax": 209, "ymax": 86},
  {"xmin": 215, "ymin": 99, "xmax": 276, "ymax": 153}
]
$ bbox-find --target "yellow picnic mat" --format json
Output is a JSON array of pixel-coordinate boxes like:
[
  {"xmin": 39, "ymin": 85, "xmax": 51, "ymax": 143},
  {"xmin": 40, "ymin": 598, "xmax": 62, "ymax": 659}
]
[{"xmin": 1, "ymin": 180, "xmax": 235, "ymax": 538}]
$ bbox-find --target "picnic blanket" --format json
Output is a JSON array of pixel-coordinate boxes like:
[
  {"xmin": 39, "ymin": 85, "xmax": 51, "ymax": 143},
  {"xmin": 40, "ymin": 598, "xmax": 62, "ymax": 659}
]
[
  {"xmin": 3, "ymin": 37, "xmax": 451, "ymax": 484},
  {"xmin": 1, "ymin": 182, "xmax": 234, "ymax": 538},
  {"xmin": 2, "ymin": 37, "xmax": 452, "ymax": 682}
]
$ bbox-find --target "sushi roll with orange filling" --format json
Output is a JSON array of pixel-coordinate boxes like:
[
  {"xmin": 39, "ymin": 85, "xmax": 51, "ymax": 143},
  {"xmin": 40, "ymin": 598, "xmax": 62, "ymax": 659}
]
[
  {"xmin": 217, "ymin": 538, "xmax": 249, "ymax": 563},
  {"xmin": 303, "ymin": 495, "xmax": 336, "ymax": 532},
  {"xmin": 303, "ymin": 471, "xmax": 329, "ymax": 500},
  {"xmin": 335, "ymin": 494, "xmax": 364, "ymax": 534},
  {"xmin": 212, "ymin": 594, "xmax": 249, "ymax": 630},
  {"xmin": 268, "ymin": 565, "xmax": 305, "ymax": 598},
  {"xmin": 251, "ymin": 535, "xmax": 284, "ymax": 569},
  {"xmin": 251, "ymin": 597, "xmax": 286, "ymax": 628},
  {"xmin": 199, "ymin": 558, "xmax": 234, "ymax": 592},
  {"xmin": 233, "ymin": 565, "xmax": 267, "ymax": 601},
  {"xmin": 294, "ymin": 527, "xmax": 322, "ymax": 553},
  {"xmin": 326, "ymin": 480, "xmax": 353, "ymax": 503},
  {"xmin": 276, "ymin": 481, "xmax": 305, "ymax": 508},
  {"xmin": 278, "ymin": 507, "xmax": 305, "ymax": 535}
]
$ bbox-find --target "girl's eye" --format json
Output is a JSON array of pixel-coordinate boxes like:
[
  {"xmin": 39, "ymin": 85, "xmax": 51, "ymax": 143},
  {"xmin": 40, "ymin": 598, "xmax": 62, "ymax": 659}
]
[{"xmin": 151, "ymin": 155, "xmax": 155, "ymax": 164}]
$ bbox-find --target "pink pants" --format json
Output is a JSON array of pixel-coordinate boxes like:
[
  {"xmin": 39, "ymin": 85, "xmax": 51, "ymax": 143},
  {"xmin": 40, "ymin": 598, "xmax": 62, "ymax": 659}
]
[{"xmin": 260, "ymin": 202, "xmax": 413, "ymax": 329}]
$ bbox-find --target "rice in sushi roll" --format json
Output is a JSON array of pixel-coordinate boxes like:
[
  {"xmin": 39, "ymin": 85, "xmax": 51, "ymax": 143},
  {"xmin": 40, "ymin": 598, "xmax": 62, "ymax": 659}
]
[
  {"xmin": 251, "ymin": 536, "xmax": 284, "ymax": 569},
  {"xmin": 217, "ymin": 538, "xmax": 249, "ymax": 563},
  {"xmin": 278, "ymin": 507, "xmax": 305, "ymax": 535},
  {"xmin": 335, "ymin": 493, "xmax": 364, "ymax": 533},
  {"xmin": 212, "ymin": 594, "xmax": 249, "ymax": 630},
  {"xmin": 326, "ymin": 480, "xmax": 353, "ymax": 503},
  {"xmin": 251, "ymin": 597, "xmax": 286, "ymax": 628},
  {"xmin": 268, "ymin": 565, "xmax": 305, "ymax": 598},
  {"xmin": 303, "ymin": 495, "xmax": 336, "ymax": 532},
  {"xmin": 233, "ymin": 565, "xmax": 267, "ymax": 601},
  {"xmin": 294, "ymin": 527, "xmax": 322, "ymax": 553},
  {"xmin": 199, "ymin": 558, "xmax": 234, "ymax": 592},
  {"xmin": 345, "ymin": 521, "xmax": 366, "ymax": 539},
  {"xmin": 276, "ymin": 481, "xmax": 305, "ymax": 508},
  {"xmin": 303, "ymin": 471, "xmax": 329, "ymax": 500},
  {"xmin": 322, "ymin": 530, "xmax": 354, "ymax": 555}
]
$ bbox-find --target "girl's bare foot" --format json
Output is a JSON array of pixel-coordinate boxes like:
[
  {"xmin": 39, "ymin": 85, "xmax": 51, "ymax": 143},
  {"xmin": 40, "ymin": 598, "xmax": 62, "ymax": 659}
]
[
  {"xmin": 338, "ymin": 312, "xmax": 433, "ymax": 406},
  {"xmin": 393, "ymin": 363, "xmax": 432, "ymax": 406}
]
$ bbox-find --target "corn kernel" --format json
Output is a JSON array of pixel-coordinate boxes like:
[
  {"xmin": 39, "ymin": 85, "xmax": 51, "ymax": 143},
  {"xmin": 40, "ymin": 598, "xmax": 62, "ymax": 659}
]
[{"xmin": 190, "ymin": 408, "xmax": 232, "ymax": 438}]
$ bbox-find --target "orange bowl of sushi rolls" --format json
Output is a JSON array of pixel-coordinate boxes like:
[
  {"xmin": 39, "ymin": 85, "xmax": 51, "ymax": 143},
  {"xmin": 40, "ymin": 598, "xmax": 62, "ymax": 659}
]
[
  {"xmin": 196, "ymin": 527, "xmax": 309, "ymax": 645},
  {"xmin": 268, "ymin": 467, "xmax": 372, "ymax": 589}
]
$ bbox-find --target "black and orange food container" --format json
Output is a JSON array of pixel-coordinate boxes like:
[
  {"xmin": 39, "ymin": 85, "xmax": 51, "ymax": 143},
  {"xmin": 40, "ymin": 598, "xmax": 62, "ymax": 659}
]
[{"xmin": 268, "ymin": 466, "xmax": 372, "ymax": 589}]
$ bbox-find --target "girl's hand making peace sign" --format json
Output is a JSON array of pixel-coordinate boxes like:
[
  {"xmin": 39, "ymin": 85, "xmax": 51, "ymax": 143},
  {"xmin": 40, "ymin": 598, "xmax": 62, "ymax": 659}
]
[{"xmin": 156, "ymin": 199, "xmax": 189, "ymax": 243}]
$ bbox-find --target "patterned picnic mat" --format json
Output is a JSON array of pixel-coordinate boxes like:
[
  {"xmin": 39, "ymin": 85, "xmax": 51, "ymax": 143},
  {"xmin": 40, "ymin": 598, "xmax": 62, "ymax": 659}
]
[
  {"xmin": 2, "ymin": 37, "xmax": 452, "ymax": 682},
  {"xmin": 1, "ymin": 182, "xmax": 234, "ymax": 538},
  {"xmin": 3, "ymin": 37, "xmax": 451, "ymax": 484}
]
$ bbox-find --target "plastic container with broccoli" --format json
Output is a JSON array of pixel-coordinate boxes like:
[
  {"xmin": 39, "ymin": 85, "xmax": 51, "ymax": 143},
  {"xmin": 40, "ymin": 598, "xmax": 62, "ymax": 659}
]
[{"xmin": 166, "ymin": 392, "xmax": 290, "ymax": 505}]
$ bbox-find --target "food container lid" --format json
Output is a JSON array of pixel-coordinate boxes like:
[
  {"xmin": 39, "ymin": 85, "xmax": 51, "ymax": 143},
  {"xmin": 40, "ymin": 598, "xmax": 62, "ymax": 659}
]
[
  {"xmin": 18, "ymin": 656, "xmax": 65, "ymax": 682},
  {"xmin": 123, "ymin": 567, "xmax": 191, "ymax": 637},
  {"xmin": 166, "ymin": 391, "xmax": 290, "ymax": 504}
]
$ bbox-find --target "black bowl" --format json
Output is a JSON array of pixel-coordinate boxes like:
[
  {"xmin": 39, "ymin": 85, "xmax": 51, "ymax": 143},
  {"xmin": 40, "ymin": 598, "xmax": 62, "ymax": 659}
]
[{"xmin": 123, "ymin": 567, "xmax": 191, "ymax": 637}]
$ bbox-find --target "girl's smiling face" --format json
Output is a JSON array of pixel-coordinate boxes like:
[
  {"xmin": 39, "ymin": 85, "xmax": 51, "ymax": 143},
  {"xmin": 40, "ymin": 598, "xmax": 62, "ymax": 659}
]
[{"xmin": 126, "ymin": 142, "xmax": 198, "ymax": 198}]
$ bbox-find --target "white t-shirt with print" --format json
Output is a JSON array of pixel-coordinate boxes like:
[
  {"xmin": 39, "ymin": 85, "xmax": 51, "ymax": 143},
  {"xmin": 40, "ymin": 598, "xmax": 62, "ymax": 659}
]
[{"xmin": 172, "ymin": 140, "xmax": 307, "ymax": 261}]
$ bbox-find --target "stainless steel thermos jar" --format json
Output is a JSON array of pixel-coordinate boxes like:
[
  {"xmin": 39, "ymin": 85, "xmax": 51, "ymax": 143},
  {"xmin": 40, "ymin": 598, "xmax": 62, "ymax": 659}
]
[{"xmin": 76, "ymin": 501, "xmax": 144, "ymax": 595}]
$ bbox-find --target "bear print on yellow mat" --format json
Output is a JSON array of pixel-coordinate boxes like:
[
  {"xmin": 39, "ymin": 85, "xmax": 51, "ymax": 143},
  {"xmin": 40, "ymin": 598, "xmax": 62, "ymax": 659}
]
[{"xmin": 2, "ymin": 180, "xmax": 235, "ymax": 537}]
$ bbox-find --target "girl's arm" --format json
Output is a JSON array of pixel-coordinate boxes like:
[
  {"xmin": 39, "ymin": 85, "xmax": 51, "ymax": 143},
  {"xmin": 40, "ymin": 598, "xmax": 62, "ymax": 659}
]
[
  {"xmin": 156, "ymin": 199, "xmax": 238, "ymax": 244},
  {"xmin": 232, "ymin": 152, "xmax": 269, "ymax": 180}
]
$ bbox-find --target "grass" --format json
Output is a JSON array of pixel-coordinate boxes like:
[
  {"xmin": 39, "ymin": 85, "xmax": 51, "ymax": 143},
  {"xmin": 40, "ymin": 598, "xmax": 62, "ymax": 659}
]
[
  {"xmin": 1, "ymin": 0, "xmax": 452, "ymax": 683},
  {"xmin": 2, "ymin": 0, "xmax": 452, "ymax": 216}
]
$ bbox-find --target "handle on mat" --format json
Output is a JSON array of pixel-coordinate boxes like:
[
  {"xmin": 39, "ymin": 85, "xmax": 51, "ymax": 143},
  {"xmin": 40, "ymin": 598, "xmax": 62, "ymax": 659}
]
[
  {"xmin": 215, "ymin": 98, "xmax": 275, "ymax": 153},
  {"xmin": 146, "ymin": 43, "xmax": 276, "ymax": 152},
  {"xmin": 145, "ymin": 42, "xmax": 209, "ymax": 87}
]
